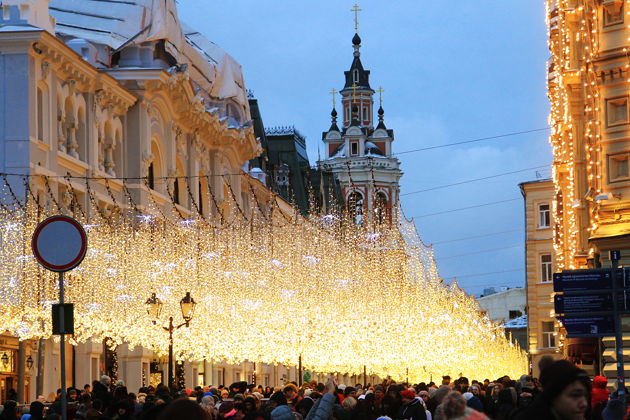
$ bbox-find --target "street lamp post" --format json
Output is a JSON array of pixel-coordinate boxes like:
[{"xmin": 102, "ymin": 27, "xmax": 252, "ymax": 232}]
[{"xmin": 146, "ymin": 292, "xmax": 196, "ymax": 391}]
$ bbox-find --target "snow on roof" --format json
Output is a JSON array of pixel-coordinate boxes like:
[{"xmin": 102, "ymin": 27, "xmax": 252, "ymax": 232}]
[
  {"xmin": 49, "ymin": 0, "xmax": 183, "ymax": 50},
  {"xmin": 504, "ymin": 315, "xmax": 527, "ymax": 329},
  {"xmin": 49, "ymin": 0, "xmax": 248, "ymax": 107}
]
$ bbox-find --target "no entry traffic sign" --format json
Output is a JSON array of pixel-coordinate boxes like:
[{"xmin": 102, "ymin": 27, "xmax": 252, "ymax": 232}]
[{"xmin": 31, "ymin": 215, "xmax": 87, "ymax": 272}]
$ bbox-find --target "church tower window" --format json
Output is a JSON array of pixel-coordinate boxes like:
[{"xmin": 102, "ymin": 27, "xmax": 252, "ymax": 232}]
[
  {"xmin": 350, "ymin": 141, "xmax": 358, "ymax": 156},
  {"xmin": 347, "ymin": 191, "xmax": 364, "ymax": 225},
  {"xmin": 375, "ymin": 192, "xmax": 388, "ymax": 224},
  {"xmin": 353, "ymin": 69, "xmax": 359, "ymax": 83}
]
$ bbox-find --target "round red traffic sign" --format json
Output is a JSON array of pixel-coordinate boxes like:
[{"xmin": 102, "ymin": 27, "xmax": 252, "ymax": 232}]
[{"xmin": 31, "ymin": 215, "xmax": 88, "ymax": 272}]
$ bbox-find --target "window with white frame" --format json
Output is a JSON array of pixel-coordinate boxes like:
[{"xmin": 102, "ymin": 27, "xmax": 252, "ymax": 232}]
[
  {"xmin": 542, "ymin": 321, "xmax": 556, "ymax": 348},
  {"xmin": 353, "ymin": 69, "xmax": 359, "ymax": 83},
  {"xmin": 607, "ymin": 97, "xmax": 629, "ymax": 126},
  {"xmin": 541, "ymin": 253, "xmax": 553, "ymax": 283},
  {"xmin": 538, "ymin": 203, "xmax": 551, "ymax": 228}
]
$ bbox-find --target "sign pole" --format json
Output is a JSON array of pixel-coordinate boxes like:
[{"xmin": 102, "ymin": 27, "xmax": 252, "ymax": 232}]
[
  {"xmin": 611, "ymin": 250, "xmax": 625, "ymax": 399},
  {"xmin": 59, "ymin": 271, "xmax": 67, "ymax": 420},
  {"xmin": 32, "ymin": 215, "xmax": 88, "ymax": 420}
]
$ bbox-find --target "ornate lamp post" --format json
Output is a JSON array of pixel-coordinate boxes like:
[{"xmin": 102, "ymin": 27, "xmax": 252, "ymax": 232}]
[{"xmin": 146, "ymin": 292, "xmax": 196, "ymax": 390}]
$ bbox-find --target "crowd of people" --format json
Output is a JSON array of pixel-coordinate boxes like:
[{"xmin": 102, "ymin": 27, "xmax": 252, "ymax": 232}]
[{"xmin": 0, "ymin": 357, "xmax": 627, "ymax": 420}]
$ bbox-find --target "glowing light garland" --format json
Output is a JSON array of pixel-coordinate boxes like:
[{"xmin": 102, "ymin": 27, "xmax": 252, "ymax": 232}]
[
  {"xmin": 0, "ymin": 175, "xmax": 526, "ymax": 383},
  {"xmin": 546, "ymin": 0, "xmax": 618, "ymax": 269}
]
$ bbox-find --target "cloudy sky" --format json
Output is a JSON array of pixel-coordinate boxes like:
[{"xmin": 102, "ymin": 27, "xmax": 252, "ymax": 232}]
[{"xmin": 178, "ymin": 0, "xmax": 551, "ymax": 296}]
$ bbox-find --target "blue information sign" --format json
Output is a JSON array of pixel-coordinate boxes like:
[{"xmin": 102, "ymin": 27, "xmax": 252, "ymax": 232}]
[
  {"xmin": 558, "ymin": 315, "xmax": 615, "ymax": 337},
  {"xmin": 554, "ymin": 293, "xmax": 614, "ymax": 314},
  {"xmin": 553, "ymin": 269, "xmax": 613, "ymax": 292}
]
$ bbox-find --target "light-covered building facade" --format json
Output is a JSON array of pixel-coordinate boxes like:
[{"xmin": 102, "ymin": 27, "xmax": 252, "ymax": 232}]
[{"xmin": 546, "ymin": 0, "xmax": 630, "ymax": 382}]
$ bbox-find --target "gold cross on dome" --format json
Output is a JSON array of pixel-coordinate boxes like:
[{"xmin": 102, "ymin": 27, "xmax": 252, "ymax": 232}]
[
  {"xmin": 329, "ymin": 88, "xmax": 338, "ymax": 108},
  {"xmin": 351, "ymin": 4, "xmax": 362, "ymax": 33},
  {"xmin": 377, "ymin": 86, "xmax": 384, "ymax": 106},
  {"xmin": 351, "ymin": 83, "xmax": 358, "ymax": 103}
]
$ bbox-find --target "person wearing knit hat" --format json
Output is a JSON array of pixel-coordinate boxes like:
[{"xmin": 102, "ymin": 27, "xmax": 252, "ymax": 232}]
[
  {"xmin": 398, "ymin": 388, "xmax": 427, "ymax": 420},
  {"xmin": 512, "ymin": 360, "xmax": 590, "ymax": 420},
  {"xmin": 270, "ymin": 391, "xmax": 288, "ymax": 408},
  {"xmin": 218, "ymin": 401, "xmax": 237, "ymax": 420}
]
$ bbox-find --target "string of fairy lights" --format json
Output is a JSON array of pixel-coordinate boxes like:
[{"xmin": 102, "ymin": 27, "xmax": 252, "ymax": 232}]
[{"xmin": 0, "ymin": 172, "xmax": 526, "ymax": 382}]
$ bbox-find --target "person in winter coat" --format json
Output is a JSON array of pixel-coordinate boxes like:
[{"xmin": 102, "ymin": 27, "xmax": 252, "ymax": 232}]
[
  {"xmin": 397, "ymin": 390, "xmax": 427, "ymax": 420},
  {"xmin": 304, "ymin": 378, "xmax": 338, "ymax": 420},
  {"xmin": 157, "ymin": 398, "xmax": 211, "ymax": 420},
  {"xmin": 434, "ymin": 391, "xmax": 488, "ymax": 420},
  {"xmin": 0, "ymin": 401, "xmax": 18, "ymax": 420},
  {"xmin": 271, "ymin": 405, "xmax": 296, "ymax": 420},
  {"xmin": 20, "ymin": 401, "xmax": 45, "ymax": 420},
  {"xmin": 462, "ymin": 393, "xmax": 483, "ymax": 414},
  {"xmin": 511, "ymin": 360, "xmax": 590, "ymax": 420},
  {"xmin": 601, "ymin": 398, "xmax": 625, "ymax": 420},
  {"xmin": 591, "ymin": 376, "xmax": 609, "ymax": 409}
]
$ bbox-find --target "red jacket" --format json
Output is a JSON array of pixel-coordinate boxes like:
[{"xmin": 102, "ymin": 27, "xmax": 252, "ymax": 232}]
[{"xmin": 591, "ymin": 376, "xmax": 609, "ymax": 408}]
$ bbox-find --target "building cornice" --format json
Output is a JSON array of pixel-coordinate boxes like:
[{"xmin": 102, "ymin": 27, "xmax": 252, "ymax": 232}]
[{"xmin": 112, "ymin": 68, "xmax": 261, "ymax": 163}]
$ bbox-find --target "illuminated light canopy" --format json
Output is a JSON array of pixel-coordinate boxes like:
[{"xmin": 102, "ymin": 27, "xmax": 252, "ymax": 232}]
[{"xmin": 0, "ymin": 174, "xmax": 527, "ymax": 382}]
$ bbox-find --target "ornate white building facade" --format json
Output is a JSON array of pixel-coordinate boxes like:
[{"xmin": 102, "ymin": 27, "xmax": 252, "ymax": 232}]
[{"xmin": 0, "ymin": 0, "xmax": 372, "ymax": 404}]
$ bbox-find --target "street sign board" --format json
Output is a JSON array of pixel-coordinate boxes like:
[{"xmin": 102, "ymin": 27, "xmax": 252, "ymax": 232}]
[
  {"xmin": 553, "ymin": 269, "xmax": 614, "ymax": 292},
  {"xmin": 554, "ymin": 293, "xmax": 614, "ymax": 314},
  {"xmin": 52, "ymin": 303, "xmax": 74, "ymax": 335},
  {"xmin": 31, "ymin": 215, "xmax": 87, "ymax": 272},
  {"xmin": 558, "ymin": 315, "xmax": 616, "ymax": 337}
]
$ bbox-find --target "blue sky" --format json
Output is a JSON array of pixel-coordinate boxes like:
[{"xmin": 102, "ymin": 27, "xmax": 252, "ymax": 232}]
[{"xmin": 178, "ymin": 1, "xmax": 552, "ymax": 296}]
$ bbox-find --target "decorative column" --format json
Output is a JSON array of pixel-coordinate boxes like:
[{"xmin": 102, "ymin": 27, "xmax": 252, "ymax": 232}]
[
  {"xmin": 117, "ymin": 344, "xmax": 152, "ymax": 394},
  {"xmin": 74, "ymin": 339, "xmax": 103, "ymax": 391}
]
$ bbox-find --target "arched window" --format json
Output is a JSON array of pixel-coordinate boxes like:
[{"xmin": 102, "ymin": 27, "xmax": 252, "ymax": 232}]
[
  {"xmin": 149, "ymin": 140, "xmax": 163, "ymax": 192},
  {"xmin": 174, "ymin": 158, "xmax": 186, "ymax": 206},
  {"xmin": 76, "ymin": 106, "xmax": 87, "ymax": 162},
  {"xmin": 148, "ymin": 162, "xmax": 155, "ymax": 190},
  {"xmin": 347, "ymin": 191, "xmax": 364, "ymax": 225},
  {"xmin": 353, "ymin": 69, "xmax": 359, "ymax": 83},
  {"xmin": 198, "ymin": 175, "xmax": 205, "ymax": 217},
  {"xmin": 374, "ymin": 192, "xmax": 388, "ymax": 224},
  {"xmin": 36, "ymin": 86, "xmax": 45, "ymax": 142}
]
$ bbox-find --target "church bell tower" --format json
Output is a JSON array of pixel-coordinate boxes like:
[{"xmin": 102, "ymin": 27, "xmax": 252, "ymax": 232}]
[{"xmin": 317, "ymin": 5, "xmax": 402, "ymax": 225}]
